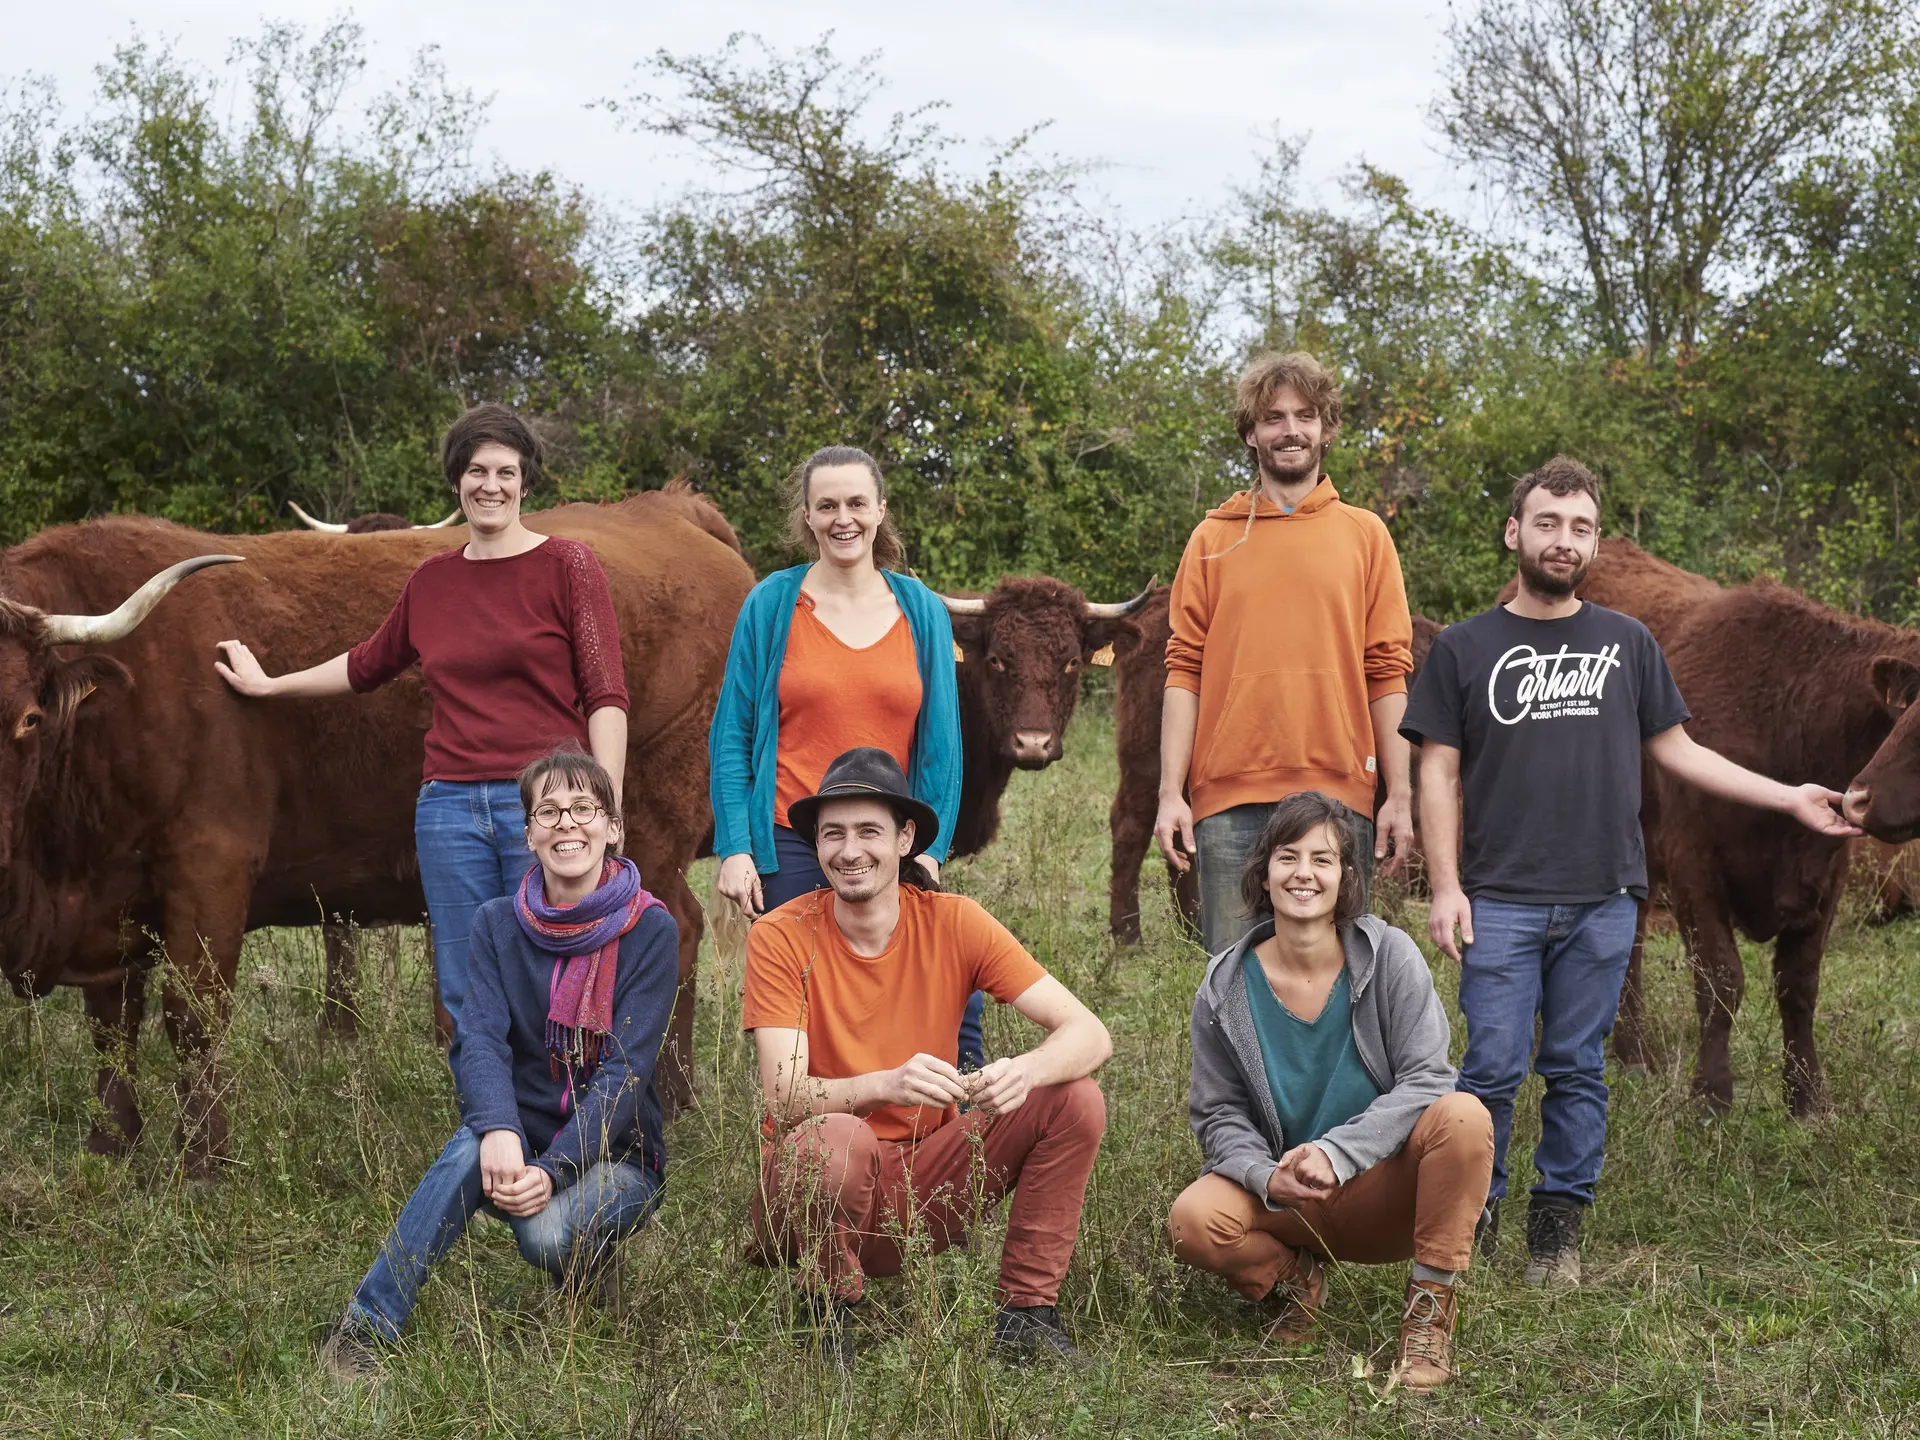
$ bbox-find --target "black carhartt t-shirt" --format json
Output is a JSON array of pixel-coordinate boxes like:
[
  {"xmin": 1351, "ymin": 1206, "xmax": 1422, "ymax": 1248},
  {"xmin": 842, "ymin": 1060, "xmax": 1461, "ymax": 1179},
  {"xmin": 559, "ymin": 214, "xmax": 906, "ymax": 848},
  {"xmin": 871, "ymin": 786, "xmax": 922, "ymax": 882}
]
[{"xmin": 1400, "ymin": 602, "xmax": 1689, "ymax": 904}]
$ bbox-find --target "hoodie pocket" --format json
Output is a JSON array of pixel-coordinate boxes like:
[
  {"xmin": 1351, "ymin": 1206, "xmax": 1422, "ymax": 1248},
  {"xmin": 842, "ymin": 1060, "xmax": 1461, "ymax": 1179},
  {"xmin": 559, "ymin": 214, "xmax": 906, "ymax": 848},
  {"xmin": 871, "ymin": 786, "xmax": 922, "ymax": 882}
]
[{"xmin": 1195, "ymin": 668, "xmax": 1361, "ymax": 783}]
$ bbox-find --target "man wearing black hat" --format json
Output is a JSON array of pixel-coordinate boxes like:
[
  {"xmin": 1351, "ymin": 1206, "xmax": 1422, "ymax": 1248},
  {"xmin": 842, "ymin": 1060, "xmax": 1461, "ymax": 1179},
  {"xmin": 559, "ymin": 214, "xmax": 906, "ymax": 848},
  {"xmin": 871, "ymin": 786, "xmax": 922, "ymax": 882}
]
[{"xmin": 743, "ymin": 747, "xmax": 1113, "ymax": 1368}]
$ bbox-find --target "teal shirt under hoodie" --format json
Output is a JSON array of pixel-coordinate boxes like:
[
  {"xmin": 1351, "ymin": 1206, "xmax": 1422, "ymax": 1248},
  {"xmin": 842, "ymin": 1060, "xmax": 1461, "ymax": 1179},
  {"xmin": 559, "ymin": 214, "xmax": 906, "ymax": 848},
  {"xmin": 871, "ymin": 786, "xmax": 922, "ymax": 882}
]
[
  {"xmin": 707, "ymin": 564, "xmax": 963, "ymax": 872},
  {"xmin": 1241, "ymin": 960, "xmax": 1383, "ymax": 1150},
  {"xmin": 1188, "ymin": 915, "xmax": 1457, "ymax": 1204}
]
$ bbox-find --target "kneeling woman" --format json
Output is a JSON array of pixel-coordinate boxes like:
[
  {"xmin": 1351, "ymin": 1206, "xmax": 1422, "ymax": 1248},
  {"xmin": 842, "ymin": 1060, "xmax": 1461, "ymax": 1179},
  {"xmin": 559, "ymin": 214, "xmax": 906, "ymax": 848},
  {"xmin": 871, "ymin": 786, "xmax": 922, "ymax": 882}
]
[
  {"xmin": 324, "ymin": 746, "xmax": 678, "ymax": 1375},
  {"xmin": 1167, "ymin": 792, "xmax": 1492, "ymax": 1391}
]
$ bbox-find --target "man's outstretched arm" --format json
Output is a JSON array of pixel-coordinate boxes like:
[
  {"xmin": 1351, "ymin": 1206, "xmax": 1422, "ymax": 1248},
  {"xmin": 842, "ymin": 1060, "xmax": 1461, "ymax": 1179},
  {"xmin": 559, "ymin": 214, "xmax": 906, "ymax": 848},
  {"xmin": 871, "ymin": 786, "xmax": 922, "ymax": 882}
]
[
  {"xmin": 1645, "ymin": 725, "xmax": 1860, "ymax": 837},
  {"xmin": 966, "ymin": 976, "xmax": 1112, "ymax": 1118}
]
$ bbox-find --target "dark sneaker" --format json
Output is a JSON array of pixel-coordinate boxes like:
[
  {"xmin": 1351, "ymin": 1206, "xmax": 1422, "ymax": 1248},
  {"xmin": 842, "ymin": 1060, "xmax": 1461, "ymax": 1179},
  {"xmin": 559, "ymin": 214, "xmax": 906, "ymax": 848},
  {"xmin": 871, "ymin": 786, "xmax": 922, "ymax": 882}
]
[
  {"xmin": 319, "ymin": 1318, "xmax": 382, "ymax": 1382},
  {"xmin": 990, "ymin": 1304, "xmax": 1088, "ymax": 1367},
  {"xmin": 1475, "ymin": 1199, "xmax": 1501, "ymax": 1258},
  {"xmin": 799, "ymin": 1292, "xmax": 857, "ymax": 1373},
  {"xmin": 1523, "ymin": 1198, "xmax": 1584, "ymax": 1286}
]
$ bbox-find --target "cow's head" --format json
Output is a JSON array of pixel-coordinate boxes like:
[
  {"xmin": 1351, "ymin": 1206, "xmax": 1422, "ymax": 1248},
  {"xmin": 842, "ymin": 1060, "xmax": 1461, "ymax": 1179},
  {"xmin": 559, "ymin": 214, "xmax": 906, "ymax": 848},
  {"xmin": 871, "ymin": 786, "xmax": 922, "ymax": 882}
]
[
  {"xmin": 0, "ymin": 555, "xmax": 242, "ymax": 876},
  {"xmin": 942, "ymin": 577, "xmax": 1154, "ymax": 769},
  {"xmin": 1844, "ymin": 655, "xmax": 1920, "ymax": 841}
]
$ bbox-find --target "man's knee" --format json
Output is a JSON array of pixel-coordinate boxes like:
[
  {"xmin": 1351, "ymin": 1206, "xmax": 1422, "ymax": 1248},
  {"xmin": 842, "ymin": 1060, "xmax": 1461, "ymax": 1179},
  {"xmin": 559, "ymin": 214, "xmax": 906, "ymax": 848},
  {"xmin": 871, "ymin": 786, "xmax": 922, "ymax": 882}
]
[
  {"xmin": 513, "ymin": 1207, "xmax": 572, "ymax": 1275},
  {"xmin": 1043, "ymin": 1076, "xmax": 1106, "ymax": 1137},
  {"xmin": 1167, "ymin": 1177, "xmax": 1248, "ymax": 1268}
]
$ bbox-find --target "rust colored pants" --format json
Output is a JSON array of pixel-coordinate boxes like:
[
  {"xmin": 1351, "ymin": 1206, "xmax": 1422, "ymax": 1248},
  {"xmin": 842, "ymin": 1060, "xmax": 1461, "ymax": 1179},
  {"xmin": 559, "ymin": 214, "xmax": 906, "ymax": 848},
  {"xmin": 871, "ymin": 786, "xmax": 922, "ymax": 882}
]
[
  {"xmin": 1167, "ymin": 1092, "xmax": 1493, "ymax": 1297},
  {"xmin": 752, "ymin": 1078, "xmax": 1106, "ymax": 1307}
]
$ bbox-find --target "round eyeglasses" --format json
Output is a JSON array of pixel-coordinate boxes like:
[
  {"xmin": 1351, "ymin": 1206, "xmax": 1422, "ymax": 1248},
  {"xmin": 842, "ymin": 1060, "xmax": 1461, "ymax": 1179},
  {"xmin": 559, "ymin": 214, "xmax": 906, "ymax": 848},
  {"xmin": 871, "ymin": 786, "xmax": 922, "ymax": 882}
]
[{"xmin": 530, "ymin": 799, "xmax": 607, "ymax": 829}]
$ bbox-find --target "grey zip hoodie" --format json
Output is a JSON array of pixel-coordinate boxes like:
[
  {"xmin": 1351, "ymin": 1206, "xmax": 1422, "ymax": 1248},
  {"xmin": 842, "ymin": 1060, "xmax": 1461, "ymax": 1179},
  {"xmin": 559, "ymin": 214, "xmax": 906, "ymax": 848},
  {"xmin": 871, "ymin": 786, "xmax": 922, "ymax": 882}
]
[{"xmin": 1188, "ymin": 914, "xmax": 1456, "ymax": 1201}]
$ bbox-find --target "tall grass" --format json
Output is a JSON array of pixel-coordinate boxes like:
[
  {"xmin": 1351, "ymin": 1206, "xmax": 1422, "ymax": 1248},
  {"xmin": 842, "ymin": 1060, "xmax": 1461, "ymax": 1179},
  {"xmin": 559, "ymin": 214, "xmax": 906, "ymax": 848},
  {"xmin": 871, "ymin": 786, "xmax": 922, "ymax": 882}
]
[{"xmin": 3, "ymin": 700, "xmax": 1919, "ymax": 1436}]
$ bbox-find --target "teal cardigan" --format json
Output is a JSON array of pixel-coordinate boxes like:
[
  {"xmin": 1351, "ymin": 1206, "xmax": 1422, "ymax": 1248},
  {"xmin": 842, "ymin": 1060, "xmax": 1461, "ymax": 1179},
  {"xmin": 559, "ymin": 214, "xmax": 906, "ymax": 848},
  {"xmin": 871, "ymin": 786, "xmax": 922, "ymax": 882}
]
[{"xmin": 708, "ymin": 565, "xmax": 962, "ymax": 871}]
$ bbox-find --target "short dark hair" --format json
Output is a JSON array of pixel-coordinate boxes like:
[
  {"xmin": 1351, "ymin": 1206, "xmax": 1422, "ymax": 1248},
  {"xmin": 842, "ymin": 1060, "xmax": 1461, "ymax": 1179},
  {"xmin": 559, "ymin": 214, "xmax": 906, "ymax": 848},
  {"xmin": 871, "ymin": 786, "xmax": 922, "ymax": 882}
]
[
  {"xmin": 1238, "ymin": 791, "xmax": 1366, "ymax": 926},
  {"xmin": 517, "ymin": 743, "xmax": 621, "ymax": 852},
  {"xmin": 442, "ymin": 403, "xmax": 546, "ymax": 492},
  {"xmin": 1510, "ymin": 455, "xmax": 1602, "ymax": 523}
]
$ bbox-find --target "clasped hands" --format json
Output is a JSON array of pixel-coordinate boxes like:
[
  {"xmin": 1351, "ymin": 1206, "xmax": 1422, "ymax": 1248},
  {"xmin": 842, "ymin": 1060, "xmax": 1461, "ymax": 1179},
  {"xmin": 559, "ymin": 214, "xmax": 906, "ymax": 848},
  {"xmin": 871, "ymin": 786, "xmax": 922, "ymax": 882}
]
[
  {"xmin": 886, "ymin": 1052, "xmax": 1033, "ymax": 1117},
  {"xmin": 1265, "ymin": 1141, "xmax": 1338, "ymax": 1207},
  {"xmin": 479, "ymin": 1128, "xmax": 554, "ymax": 1217}
]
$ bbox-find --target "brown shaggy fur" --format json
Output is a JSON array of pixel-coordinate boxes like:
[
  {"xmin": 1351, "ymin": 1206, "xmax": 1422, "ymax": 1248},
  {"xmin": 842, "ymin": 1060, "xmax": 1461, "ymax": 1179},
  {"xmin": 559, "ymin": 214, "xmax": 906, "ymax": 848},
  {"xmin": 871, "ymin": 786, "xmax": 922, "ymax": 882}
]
[{"xmin": 0, "ymin": 491, "xmax": 753, "ymax": 1172}]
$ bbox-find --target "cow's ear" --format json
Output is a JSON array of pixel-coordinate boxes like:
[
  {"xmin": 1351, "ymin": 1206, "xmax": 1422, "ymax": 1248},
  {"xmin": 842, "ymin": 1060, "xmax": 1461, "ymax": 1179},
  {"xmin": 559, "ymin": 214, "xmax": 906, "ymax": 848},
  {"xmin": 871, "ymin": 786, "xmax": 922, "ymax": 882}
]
[
  {"xmin": 948, "ymin": 614, "xmax": 986, "ymax": 662},
  {"xmin": 1081, "ymin": 615, "xmax": 1143, "ymax": 662},
  {"xmin": 41, "ymin": 655, "xmax": 132, "ymax": 729},
  {"xmin": 1872, "ymin": 655, "xmax": 1920, "ymax": 715}
]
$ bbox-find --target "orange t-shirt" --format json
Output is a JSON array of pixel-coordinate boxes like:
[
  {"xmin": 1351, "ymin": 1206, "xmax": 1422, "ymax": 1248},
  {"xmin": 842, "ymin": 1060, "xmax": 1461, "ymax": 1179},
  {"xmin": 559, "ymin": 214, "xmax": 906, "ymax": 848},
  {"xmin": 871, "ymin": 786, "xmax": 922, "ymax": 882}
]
[
  {"xmin": 773, "ymin": 592, "xmax": 923, "ymax": 828},
  {"xmin": 742, "ymin": 888, "xmax": 1048, "ymax": 1142}
]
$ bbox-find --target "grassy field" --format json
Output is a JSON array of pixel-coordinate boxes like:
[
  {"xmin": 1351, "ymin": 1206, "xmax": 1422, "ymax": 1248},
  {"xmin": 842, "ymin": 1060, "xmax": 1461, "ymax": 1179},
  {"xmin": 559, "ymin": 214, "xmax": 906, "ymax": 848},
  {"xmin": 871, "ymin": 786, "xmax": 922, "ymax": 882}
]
[{"xmin": 4, "ymin": 697, "xmax": 1920, "ymax": 1438}]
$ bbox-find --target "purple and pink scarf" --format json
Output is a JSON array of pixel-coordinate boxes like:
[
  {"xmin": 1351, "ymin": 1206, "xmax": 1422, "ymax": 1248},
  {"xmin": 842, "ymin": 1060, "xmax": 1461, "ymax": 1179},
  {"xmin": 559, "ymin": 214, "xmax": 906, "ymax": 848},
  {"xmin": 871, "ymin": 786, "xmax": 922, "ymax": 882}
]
[{"xmin": 514, "ymin": 855, "xmax": 661, "ymax": 1091}]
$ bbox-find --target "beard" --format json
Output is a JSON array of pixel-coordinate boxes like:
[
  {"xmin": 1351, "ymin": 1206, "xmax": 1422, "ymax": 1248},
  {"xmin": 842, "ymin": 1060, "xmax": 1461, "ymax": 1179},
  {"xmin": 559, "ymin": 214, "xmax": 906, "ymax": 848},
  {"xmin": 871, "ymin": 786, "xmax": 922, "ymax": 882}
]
[
  {"xmin": 828, "ymin": 857, "xmax": 896, "ymax": 904},
  {"xmin": 1517, "ymin": 544, "xmax": 1592, "ymax": 599},
  {"xmin": 1256, "ymin": 441, "xmax": 1320, "ymax": 488}
]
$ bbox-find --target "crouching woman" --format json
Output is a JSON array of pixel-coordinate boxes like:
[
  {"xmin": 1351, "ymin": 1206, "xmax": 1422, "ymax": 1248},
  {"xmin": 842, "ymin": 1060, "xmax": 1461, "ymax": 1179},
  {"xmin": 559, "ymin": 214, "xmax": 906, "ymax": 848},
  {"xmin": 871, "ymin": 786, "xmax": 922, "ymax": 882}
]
[
  {"xmin": 322, "ymin": 745, "xmax": 678, "ymax": 1377},
  {"xmin": 1167, "ymin": 791, "xmax": 1492, "ymax": 1391}
]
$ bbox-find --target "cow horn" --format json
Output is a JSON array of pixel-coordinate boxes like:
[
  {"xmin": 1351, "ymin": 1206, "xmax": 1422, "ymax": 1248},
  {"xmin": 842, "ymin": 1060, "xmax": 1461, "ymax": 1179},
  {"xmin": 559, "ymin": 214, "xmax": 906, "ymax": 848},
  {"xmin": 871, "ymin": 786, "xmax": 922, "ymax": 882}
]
[
  {"xmin": 1084, "ymin": 578, "xmax": 1158, "ymax": 619},
  {"xmin": 415, "ymin": 511, "xmax": 463, "ymax": 529},
  {"xmin": 937, "ymin": 594, "xmax": 988, "ymax": 615},
  {"xmin": 40, "ymin": 554, "xmax": 245, "ymax": 646},
  {"xmin": 287, "ymin": 501, "xmax": 347, "ymax": 534}
]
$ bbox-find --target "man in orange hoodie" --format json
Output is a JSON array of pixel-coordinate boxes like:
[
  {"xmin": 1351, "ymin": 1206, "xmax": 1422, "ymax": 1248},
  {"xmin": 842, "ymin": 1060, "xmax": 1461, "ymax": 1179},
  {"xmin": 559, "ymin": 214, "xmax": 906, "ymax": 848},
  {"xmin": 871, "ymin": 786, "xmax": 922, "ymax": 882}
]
[{"xmin": 1154, "ymin": 352, "xmax": 1415, "ymax": 955}]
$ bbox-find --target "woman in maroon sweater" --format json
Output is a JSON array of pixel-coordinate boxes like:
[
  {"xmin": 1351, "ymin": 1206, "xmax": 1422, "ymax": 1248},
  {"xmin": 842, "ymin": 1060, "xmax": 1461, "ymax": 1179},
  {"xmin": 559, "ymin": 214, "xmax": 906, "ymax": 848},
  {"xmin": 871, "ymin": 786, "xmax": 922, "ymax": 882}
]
[{"xmin": 215, "ymin": 405, "xmax": 630, "ymax": 1080}]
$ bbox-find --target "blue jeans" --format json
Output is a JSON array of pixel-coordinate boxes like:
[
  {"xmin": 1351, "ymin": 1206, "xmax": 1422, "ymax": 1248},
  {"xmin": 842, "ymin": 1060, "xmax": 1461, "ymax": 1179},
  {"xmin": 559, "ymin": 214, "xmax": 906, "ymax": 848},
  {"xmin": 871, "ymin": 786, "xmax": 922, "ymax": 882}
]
[
  {"xmin": 1455, "ymin": 894, "xmax": 1639, "ymax": 1208},
  {"xmin": 761, "ymin": 824, "xmax": 986, "ymax": 1071},
  {"xmin": 347, "ymin": 1126, "xmax": 662, "ymax": 1342},
  {"xmin": 415, "ymin": 780, "xmax": 538, "ymax": 1076},
  {"xmin": 1194, "ymin": 801, "xmax": 1375, "ymax": 955}
]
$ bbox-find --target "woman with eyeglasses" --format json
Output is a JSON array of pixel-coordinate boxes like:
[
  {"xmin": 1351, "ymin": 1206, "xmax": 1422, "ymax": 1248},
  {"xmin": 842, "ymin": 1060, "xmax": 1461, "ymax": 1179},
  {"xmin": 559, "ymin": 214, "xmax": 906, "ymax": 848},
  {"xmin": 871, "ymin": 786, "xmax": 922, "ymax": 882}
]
[
  {"xmin": 213, "ymin": 405, "xmax": 628, "ymax": 1081},
  {"xmin": 321, "ymin": 745, "xmax": 677, "ymax": 1377}
]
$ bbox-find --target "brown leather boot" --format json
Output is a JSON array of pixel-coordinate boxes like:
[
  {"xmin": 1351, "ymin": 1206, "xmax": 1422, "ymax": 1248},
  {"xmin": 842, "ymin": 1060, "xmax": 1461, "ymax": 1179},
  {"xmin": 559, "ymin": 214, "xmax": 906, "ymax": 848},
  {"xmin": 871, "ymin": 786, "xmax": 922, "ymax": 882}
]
[
  {"xmin": 1262, "ymin": 1246, "xmax": 1326, "ymax": 1347},
  {"xmin": 1392, "ymin": 1278, "xmax": 1457, "ymax": 1390}
]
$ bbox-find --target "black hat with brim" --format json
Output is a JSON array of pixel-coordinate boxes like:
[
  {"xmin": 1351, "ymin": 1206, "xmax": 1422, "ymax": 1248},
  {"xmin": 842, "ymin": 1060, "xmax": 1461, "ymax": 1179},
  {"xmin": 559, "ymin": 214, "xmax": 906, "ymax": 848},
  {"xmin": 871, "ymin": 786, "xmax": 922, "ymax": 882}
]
[{"xmin": 787, "ymin": 747, "xmax": 939, "ymax": 860}]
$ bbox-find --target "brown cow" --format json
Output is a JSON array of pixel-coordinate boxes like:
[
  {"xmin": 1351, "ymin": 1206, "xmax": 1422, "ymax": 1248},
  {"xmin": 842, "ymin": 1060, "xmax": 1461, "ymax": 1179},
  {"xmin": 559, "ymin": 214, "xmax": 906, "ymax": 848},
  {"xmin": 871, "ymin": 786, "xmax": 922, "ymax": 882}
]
[
  {"xmin": 1639, "ymin": 582, "xmax": 1920, "ymax": 1114},
  {"xmin": 0, "ymin": 490, "xmax": 751, "ymax": 1173},
  {"xmin": 939, "ymin": 577, "xmax": 1153, "ymax": 857},
  {"xmin": 1105, "ymin": 587, "xmax": 1444, "ymax": 942}
]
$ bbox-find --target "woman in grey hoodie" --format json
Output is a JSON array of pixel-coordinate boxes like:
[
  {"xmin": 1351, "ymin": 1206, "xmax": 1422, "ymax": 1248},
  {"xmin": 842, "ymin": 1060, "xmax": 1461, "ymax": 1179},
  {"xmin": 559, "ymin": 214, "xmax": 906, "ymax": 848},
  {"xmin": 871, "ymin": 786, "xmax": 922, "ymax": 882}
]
[{"xmin": 1167, "ymin": 791, "xmax": 1492, "ymax": 1391}]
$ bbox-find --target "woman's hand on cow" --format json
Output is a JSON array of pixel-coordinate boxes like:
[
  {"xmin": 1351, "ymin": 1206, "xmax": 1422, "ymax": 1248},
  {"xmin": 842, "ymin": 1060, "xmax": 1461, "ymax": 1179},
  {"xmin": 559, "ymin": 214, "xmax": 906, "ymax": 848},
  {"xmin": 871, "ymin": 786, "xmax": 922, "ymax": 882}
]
[
  {"xmin": 479, "ymin": 1128, "xmax": 527, "ymax": 1201},
  {"xmin": 717, "ymin": 853, "xmax": 764, "ymax": 918},
  {"xmin": 1785, "ymin": 783, "xmax": 1863, "ymax": 838},
  {"xmin": 489, "ymin": 1162, "xmax": 555, "ymax": 1218},
  {"xmin": 1428, "ymin": 886, "xmax": 1474, "ymax": 963},
  {"xmin": 1154, "ymin": 794, "xmax": 1196, "ymax": 874},
  {"xmin": 214, "ymin": 640, "xmax": 277, "ymax": 697}
]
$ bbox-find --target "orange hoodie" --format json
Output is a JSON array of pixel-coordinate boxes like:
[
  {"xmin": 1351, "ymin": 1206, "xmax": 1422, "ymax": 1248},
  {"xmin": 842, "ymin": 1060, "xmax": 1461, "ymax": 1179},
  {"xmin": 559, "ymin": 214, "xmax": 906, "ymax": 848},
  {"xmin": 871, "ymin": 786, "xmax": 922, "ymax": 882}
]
[{"xmin": 1165, "ymin": 477, "xmax": 1412, "ymax": 822}]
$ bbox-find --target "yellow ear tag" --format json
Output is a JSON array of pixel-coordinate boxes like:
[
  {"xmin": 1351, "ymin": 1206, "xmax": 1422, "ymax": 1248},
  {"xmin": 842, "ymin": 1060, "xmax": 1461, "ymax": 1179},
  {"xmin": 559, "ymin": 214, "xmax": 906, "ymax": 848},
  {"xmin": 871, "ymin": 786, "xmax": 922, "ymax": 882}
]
[
  {"xmin": 1090, "ymin": 643, "xmax": 1115, "ymax": 668},
  {"xmin": 952, "ymin": 641, "xmax": 965, "ymax": 663}
]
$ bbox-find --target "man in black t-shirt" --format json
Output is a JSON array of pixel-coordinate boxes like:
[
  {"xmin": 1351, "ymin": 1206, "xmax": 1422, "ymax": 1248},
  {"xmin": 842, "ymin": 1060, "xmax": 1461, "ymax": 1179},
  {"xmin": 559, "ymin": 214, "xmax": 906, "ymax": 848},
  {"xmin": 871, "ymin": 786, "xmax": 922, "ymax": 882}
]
[{"xmin": 1401, "ymin": 457, "xmax": 1856, "ymax": 1286}]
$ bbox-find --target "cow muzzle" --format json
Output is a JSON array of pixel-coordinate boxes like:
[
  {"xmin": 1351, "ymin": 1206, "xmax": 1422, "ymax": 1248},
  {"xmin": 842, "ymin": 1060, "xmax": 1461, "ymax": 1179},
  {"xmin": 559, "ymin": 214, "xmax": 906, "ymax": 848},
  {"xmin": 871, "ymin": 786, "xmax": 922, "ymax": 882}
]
[
  {"xmin": 1011, "ymin": 730, "xmax": 1058, "ymax": 768},
  {"xmin": 1843, "ymin": 785, "xmax": 1872, "ymax": 829}
]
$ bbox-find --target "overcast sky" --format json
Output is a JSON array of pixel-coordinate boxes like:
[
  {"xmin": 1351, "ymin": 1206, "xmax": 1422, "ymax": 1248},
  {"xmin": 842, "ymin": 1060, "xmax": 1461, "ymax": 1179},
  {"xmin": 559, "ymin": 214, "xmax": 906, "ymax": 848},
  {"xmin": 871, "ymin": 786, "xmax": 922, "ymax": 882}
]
[{"xmin": 11, "ymin": 2, "xmax": 1475, "ymax": 230}]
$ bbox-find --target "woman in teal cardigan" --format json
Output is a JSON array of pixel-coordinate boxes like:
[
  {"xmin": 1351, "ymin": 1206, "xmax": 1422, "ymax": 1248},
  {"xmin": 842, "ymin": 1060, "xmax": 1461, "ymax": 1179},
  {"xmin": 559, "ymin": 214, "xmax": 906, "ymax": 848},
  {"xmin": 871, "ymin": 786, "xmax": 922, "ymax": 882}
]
[{"xmin": 708, "ymin": 446, "xmax": 979, "ymax": 1065}]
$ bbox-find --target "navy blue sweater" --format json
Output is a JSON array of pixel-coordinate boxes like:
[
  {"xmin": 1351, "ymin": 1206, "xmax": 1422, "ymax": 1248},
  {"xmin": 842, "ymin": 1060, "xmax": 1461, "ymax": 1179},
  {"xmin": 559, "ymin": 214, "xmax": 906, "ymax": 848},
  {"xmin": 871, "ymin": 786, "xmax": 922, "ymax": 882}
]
[{"xmin": 457, "ymin": 896, "xmax": 679, "ymax": 1189}]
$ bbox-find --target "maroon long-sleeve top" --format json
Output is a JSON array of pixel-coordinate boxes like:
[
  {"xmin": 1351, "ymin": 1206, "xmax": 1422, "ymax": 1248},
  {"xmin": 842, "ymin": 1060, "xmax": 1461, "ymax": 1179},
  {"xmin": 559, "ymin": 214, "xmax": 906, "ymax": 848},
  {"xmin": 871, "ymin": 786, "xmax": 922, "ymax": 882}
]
[{"xmin": 348, "ymin": 537, "xmax": 630, "ymax": 783}]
